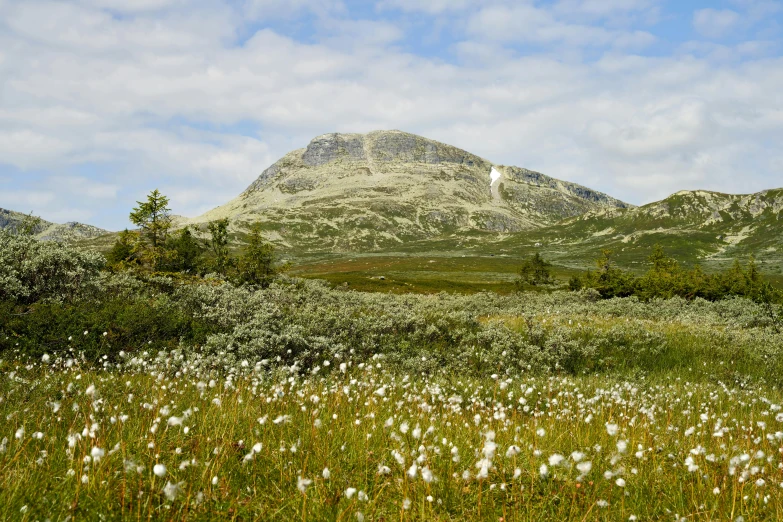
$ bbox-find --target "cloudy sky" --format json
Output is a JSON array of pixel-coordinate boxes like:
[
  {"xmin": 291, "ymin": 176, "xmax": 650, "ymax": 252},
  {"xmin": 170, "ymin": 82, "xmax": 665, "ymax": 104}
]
[{"xmin": 1, "ymin": 0, "xmax": 782, "ymax": 230}]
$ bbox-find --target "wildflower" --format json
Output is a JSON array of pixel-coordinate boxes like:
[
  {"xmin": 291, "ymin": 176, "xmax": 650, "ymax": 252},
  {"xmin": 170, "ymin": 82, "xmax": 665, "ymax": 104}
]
[
  {"xmin": 755, "ymin": 478, "xmax": 766, "ymax": 487},
  {"xmin": 407, "ymin": 463, "xmax": 418, "ymax": 479},
  {"xmin": 536, "ymin": 428, "xmax": 546, "ymax": 437},
  {"xmin": 90, "ymin": 447, "xmax": 105, "ymax": 462},
  {"xmin": 513, "ymin": 468, "xmax": 522, "ymax": 479},
  {"xmin": 505, "ymin": 445, "xmax": 521, "ymax": 458},
  {"xmin": 346, "ymin": 487, "xmax": 357, "ymax": 499},
  {"xmin": 615, "ymin": 478, "xmax": 626, "ymax": 487},
  {"xmin": 378, "ymin": 464, "xmax": 391, "ymax": 475},
  {"xmin": 421, "ymin": 467, "xmax": 434, "ymax": 483},
  {"xmin": 358, "ymin": 491, "xmax": 369, "ymax": 501},
  {"xmin": 153, "ymin": 464, "xmax": 167, "ymax": 478},
  {"xmin": 15, "ymin": 427, "xmax": 24, "ymax": 440},
  {"xmin": 539, "ymin": 464, "xmax": 549, "ymax": 478},
  {"xmin": 576, "ymin": 461, "xmax": 592, "ymax": 474},
  {"xmin": 212, "ymin": 476, "xmax": 218, "ymax": 485},
  {"xmin": 571, "ymin": 451, "xmax": 585, "ymax": 462},
  {"xmin": 322, "ymin": 468, "xmax": 330, "ymax": 479},
  {"xmin": 606, "ymin": 423, "xmax": 619, "ymax": 436},
  {"xmin": 163, "ymin": 481, "xmax": 184, "ymax": 501},
  {"xmin": 297, "ymin": 477, "xmax": 313, "ymax": 494},
  {"xmin": 41, "ymin": 353, "xmax": 50, "ymax": 363},
  {"xmin": 374, "ymin": 386, "xmax": 386, "ymax": 397},
  {"xmin": 548, "ymin": 454, "xmax": 564, "ymax": 467},
  {"xmin": 403, "ymin": 498, "xmax": 411, "ymax": 510},
  {"xmin": 713, "ymin": 487, "xmax": 720, "ymax": 495}
]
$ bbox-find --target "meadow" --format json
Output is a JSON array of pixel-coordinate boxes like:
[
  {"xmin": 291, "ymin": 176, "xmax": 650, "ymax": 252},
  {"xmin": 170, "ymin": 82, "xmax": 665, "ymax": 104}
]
[{"xmin": 3, "ymin": 232, "xmax": 783, "ymax": 520}]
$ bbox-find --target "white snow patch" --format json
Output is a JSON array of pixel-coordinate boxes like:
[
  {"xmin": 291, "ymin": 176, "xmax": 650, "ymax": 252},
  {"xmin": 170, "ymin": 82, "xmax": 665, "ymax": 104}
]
[{"xmin": 490, "ymin": 167, "xmax": 501, "ymax": 187}]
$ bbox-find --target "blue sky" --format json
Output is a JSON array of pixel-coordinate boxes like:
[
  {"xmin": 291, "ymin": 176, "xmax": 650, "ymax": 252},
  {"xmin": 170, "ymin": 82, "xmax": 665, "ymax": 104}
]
[{"xmin": 1, "ymin": 0, "xmax": 782, "ymax": 230}]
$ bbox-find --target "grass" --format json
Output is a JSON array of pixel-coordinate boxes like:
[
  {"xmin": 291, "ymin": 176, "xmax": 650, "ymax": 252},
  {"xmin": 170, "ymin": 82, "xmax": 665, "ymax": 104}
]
[
  {"xmin": 2, "ymin": 357, "xmax": 782, "ymax": 521},
  {"xmin": 288, "ymin": 254, "xmax": 583, "ymax": 294}
]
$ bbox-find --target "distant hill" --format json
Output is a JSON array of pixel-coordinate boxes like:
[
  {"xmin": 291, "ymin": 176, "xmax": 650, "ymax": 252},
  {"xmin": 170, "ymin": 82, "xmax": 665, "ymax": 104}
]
[
  {"xmin": 185, "ymin": 130, "xmax": 630, "ymax": 252},
  {"xmin": 495, "ymin": 188, "xmax": 783, "ymax": 273},
  {"xmin": 0, "ymin": 208, "xmax": 109, "ymax": 242}
]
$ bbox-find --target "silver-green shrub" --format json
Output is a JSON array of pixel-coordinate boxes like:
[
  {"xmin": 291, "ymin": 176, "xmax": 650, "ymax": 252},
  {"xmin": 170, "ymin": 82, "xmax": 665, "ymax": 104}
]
[{"xmin": 0, "ymin": 231, "xmax": 105, "ymax": 303}]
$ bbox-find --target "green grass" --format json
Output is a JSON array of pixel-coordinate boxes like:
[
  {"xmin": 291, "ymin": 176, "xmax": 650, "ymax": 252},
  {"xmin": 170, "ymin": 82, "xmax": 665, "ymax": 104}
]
[{"xmin": 2, "ymin": 360, "xmax": 782, "ymax": 521}]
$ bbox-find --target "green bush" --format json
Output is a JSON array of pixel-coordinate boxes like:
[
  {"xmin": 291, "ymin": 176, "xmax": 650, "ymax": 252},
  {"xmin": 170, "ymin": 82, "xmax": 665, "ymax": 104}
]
[{"xmin": 0, "ymin": 231, "xmax": 105, "ymax": 304}]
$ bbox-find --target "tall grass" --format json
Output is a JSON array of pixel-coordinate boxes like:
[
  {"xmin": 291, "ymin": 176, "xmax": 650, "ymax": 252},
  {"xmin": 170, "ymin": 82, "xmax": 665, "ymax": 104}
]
[{"xmin": 1, "ymin": 356, "xmax": 782, "ymax": 520}]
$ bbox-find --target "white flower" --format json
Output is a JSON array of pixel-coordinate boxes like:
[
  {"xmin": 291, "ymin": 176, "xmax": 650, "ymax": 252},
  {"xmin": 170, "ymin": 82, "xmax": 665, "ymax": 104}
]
[
  {"xmin": 212, "ymin": 476, "xmax": 219, "ymax": 486},
  {"xmin": 41, "ymin": 353, "xmax": 50, "ymax": 364},
  {"xmin": 539, "ymin": 464, "xmax": 549, "ymax": 478},
  {"xmin": 576, "ymin": 461, "xmax": 592, "ymax": 475},
  {"xmin": 297, "ymin": 477, "xmax": 313, "ymax": 494},
  {"xmin": 163, "ymin": 481, "xmax": 184, "ymax": 501},
  {"xmin": 345, "ymin": 487, "xmax": 357, "ymax": 499},
  {"xmin": 407, "ymin": 463, "xmax": 418, "ymax": 479},
  {"xmin": 570, "ymin": 451, "xmax": 585, "ymax": 462},
  {"xmin": 713, "ymin": 487, "xmax": 721, "ymax": 495},
  {"xmin": 548, "ymin": 454, "xmax": 564, "ymax": 467},
  {"xmin": 615, "ymin": 478, "xmax": 626, "ymax": 487},
  {"xmin": 377, "ymin": 464, "xmax": 391, "ymax": 475},
  {"xmin": 374, "ymin": 387, "xmax": 386, "ymax": 397},
  {"xmin": 358, "ymin": 491, "xmax": 368, "ymax": 501},
  {"xmin": 403, "ymin": 498, "xmax": 411, "ymax": 510},
  {"xmin": 606, "ymin": 423, "xmax": 619, "ymax": 436},
  {"xmin": 421, "ymin": 467, "xmax": 434, "ymax": 483},
  {"xmin": 153, "ymin": 464, "xmax": 167, "ymax": 478},
  {"xmin": 505, "ymin": 445, "xmax": 521, "ymax": 458},
  {"xmin": 755, "ymin": 478, "xmax": 766, "ymax": 487},
  {"xmin": 536, "ymin": 428, "xmax": 546, "ymax": 437},
  {"xmin": 322, "ymin": 468, "xmax": 331, "ymax": 480},
  {"xmin": 90, "ymin": 447, "xmax": 105, "ymax": 462}
]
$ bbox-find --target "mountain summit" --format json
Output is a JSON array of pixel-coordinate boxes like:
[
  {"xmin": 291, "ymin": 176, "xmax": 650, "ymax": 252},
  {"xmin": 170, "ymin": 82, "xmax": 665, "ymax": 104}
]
[{"xmin": 189, "ymin": 130, "xmax": 630, "ymax": 251}]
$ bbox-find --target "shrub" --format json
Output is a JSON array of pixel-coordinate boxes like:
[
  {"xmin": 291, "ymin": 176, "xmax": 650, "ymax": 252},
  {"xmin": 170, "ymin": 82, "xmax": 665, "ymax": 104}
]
[{"xmin": 0, "ymin": 231, "xmax": 105, "ymax": 304}]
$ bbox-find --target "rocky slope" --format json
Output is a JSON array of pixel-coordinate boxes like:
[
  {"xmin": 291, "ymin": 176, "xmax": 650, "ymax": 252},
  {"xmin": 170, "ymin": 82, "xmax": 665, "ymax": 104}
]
[
  {"xmin": 499, "ymin": 188, "xmax": 783, "ymax": 271},
  {"xmin": 0, "ymin": 208, "xmax": 109, "ymax": 242},
  {"xmin": 188, "ymin": 130, "xmax": 630, "ymax": 251}
]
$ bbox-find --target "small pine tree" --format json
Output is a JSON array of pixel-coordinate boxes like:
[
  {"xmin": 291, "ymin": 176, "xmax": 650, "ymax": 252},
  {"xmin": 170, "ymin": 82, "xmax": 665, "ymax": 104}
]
[
  {"xmin": 129, "ymin": 189, "xmax": 173, "ymax": 270},
  {"xmin": 516, "ymin": 252, "xmax": 553, "ymax": 289},
  {"xmin": 206, "ymin": 218, "xmax": 231, "ymax": 275},
  {"xmin": 237, "ymin": 223, "xmax": 276, "ymax": 288},
  {"xmin": 164, "ymin": 227, "xmax": 204, "ymax": 273},
  {"xmin": 106, "ymin": 229, "xmax": 140, "ymax": 266}
]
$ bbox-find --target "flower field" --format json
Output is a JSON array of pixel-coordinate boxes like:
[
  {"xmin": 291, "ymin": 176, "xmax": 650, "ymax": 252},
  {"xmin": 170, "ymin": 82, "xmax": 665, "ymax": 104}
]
[{"xmin": 2, "ymin": 350, "xmax": 783, "ymax": 520}]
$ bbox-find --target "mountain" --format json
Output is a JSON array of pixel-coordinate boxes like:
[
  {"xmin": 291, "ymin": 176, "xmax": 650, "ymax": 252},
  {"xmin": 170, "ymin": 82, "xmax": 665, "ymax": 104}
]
[
  {"xmin": 496, "ymin": 188, "xmax": 783, "ymax": 272},
  {"xmin": 186, "ymin": 130, "xmax": 630, "ymax": 252},
  {"xmin": 0, "ymin": 208, "xmax": 109, "ymax": 242}
]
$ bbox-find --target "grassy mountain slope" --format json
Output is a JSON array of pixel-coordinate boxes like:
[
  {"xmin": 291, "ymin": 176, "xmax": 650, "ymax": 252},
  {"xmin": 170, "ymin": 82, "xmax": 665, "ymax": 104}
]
[
  {"xmin": 185, "ymin": 130, "xmax": 630, "ymax": 252},
  {"xmin": 492, "ymin": 188, "xmax": 783, "ymax": 274}
]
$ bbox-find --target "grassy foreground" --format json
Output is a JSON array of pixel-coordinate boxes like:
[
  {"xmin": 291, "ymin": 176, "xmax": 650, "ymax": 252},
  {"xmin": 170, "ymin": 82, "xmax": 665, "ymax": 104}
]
[{"xmin": 2, "ymin": 355, "xmax": 782, "ymax": 521}]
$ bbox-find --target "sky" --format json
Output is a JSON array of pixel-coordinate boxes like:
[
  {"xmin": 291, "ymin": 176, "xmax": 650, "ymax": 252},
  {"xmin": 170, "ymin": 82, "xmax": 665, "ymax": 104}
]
[{"xmin": 1, "ymin": 0, "xmax": 782, "ymax": 231}]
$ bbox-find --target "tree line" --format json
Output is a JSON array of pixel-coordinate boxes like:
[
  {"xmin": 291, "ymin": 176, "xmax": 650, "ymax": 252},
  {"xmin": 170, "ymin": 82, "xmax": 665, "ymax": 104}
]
[
  {"xmin": 517, "ymin": 246, "xmax": 781, "ymax": 305},
  {"xmin": 106, "ymin": 189, "xmax": 282, "ymax": 287}
]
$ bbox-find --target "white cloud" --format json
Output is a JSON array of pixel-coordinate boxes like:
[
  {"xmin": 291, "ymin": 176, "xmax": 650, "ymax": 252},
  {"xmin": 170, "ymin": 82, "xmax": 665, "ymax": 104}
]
[
  {"xmin": 693, "ymin": 8, "xmax": 741, "ymax": 39},
  {"xmin": 466, "ymin": 4, "xmax": 655, "ymax": 49},
  {"xmin": 1, "ymin": 0, "xmax": 782, "ymax": 228},
  {"xmin": 377, "ymin": 0, "xmax": 474, "ymax": 14}
]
